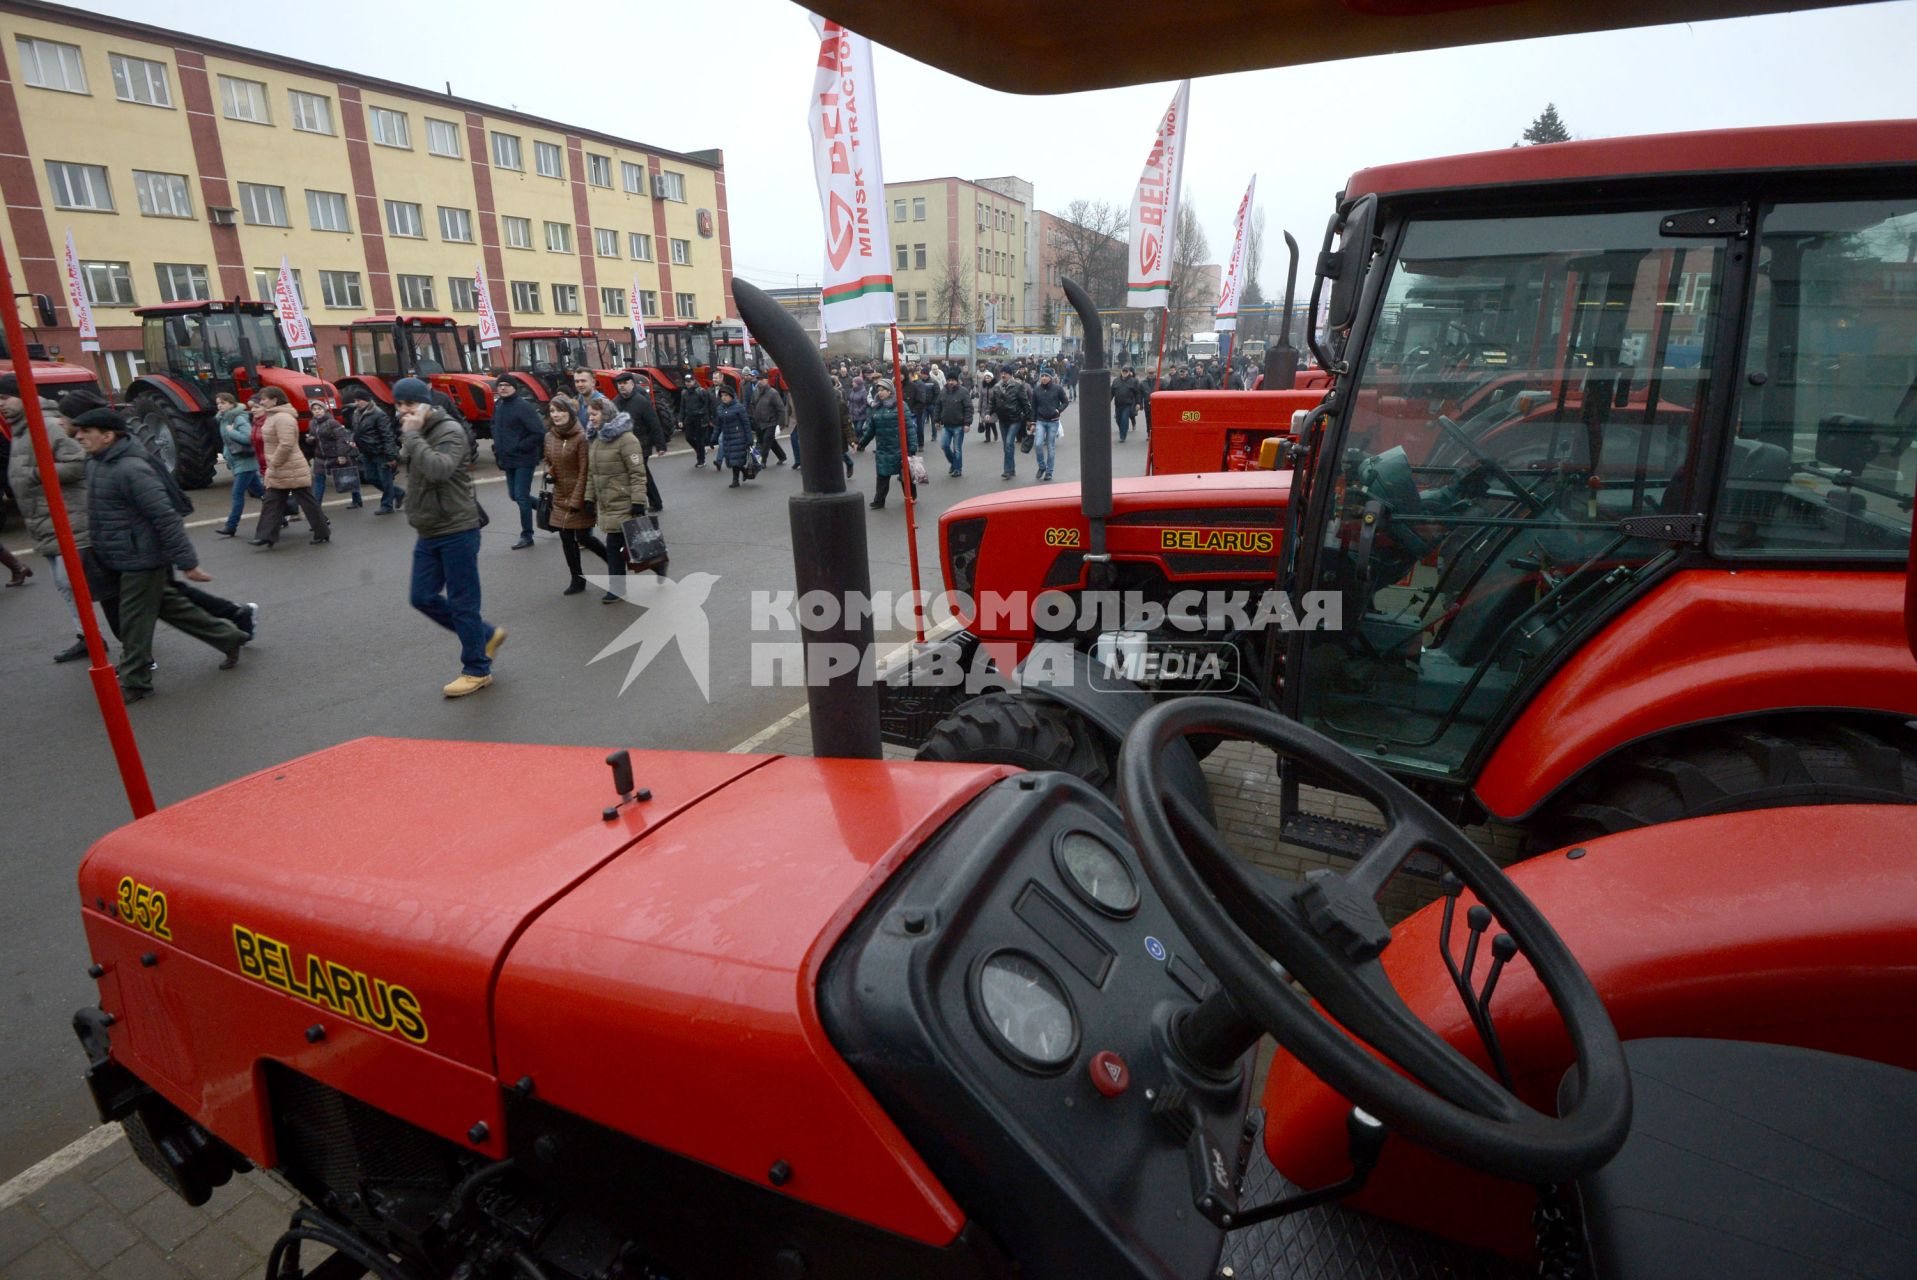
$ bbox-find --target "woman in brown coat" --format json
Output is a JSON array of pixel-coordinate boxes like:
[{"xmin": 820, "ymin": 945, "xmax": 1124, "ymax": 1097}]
[
  {"xmin": 540, "ymin": 395, "xmax": 607, "ymax": 595},
  {"xmin": 250, "ymin": 387, "xmax": 332, "ymax": 547}
]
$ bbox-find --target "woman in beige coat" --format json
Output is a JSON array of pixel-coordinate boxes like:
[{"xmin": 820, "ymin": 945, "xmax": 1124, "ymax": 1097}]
[
  {"xmin": 583, "ymin": 397, "xmax": 650, "ymax": 602},
  {"xmin": 250, "ymin": 387, "xmax": 332, "ymax": 547}
]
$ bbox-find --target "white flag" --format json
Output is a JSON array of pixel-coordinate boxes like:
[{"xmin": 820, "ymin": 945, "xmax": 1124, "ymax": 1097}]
[
  {"xmin": 809, "ymin": 14, "xmax": 895, "ymax": 332},
  {"xmin": 273, "ymin": 255, "xmax": 315, "ymax": 358},
  {"xmin": 474, "ymin": 266, "xmax": 501, "ymax": 350},
  {"xmin": 1215, "ymin": 175, "xmax": 1256, "ymax": 332},
  {"xmin": 1126, "ymin": 80, "xmax": 1191, "ymax": 311},
  {"xmin": 62, "ymin": 230, "xmax": 98, "ymax": 352},
  {"xmin": 628, "ymin": 274, "xmax": 648, "ymax": 351}
]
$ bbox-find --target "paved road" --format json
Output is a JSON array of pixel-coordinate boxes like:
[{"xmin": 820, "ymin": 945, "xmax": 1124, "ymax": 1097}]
[{"xmin": 0, "ymin": 398, "xmax": 1139, "ymax": 1176}]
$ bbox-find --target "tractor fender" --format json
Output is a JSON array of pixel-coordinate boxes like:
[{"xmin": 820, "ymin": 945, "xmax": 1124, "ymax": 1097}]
[
  {"xmin": 336, "ymin": 375, "xmax": 394, "ymax": 408},
  {"xmin": 125, "ymin": 374, "xmax": 211, "ymax": 416},
  {"xmin": 1017, "ymin": 642, "xmax": 1216, "ymax": 824},
  {"xmin": 1474, "ymin": 569, "xmax": 1917, "ymax": 821}
]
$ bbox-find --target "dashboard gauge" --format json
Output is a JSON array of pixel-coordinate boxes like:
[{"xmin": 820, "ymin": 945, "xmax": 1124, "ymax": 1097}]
[
  {"xmin": 1054, "ymin": 831, "xmax": 1141, "ymax": 917},
  {"xmin": 973, "ymin": 951, "xmax": 1078, "ymax": 1071}
]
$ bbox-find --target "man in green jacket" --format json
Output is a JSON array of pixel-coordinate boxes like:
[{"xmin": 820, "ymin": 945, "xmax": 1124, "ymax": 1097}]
[{"xmin": 395, "ymin": 378, "xmax": 504, "ymax": 697}]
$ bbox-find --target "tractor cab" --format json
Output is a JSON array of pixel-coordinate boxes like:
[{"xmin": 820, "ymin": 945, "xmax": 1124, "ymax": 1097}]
[
  {"xmin": 340, "ymin": 315, "xmax": 494, "ymax": 429},
  {"xmin": 0, "ymin": 291, "xmax": 101, "ymax": 402},
  {"xmin": 639, "ymin": 318, "xmax": 744, "ymax": 403},
  {"xmin": 506, "ymin": 328, "xmax": 627, "ymax": 402}
]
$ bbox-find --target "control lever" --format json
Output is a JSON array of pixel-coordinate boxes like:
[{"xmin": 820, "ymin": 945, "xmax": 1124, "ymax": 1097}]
[
  {"xmin": 1221, "ymin": 1108, "xmax": 1389, "ymax": 1229},
  {"xmin": 1437, "ymin": 875, "xmax": 1517, "ymax": 1090}
]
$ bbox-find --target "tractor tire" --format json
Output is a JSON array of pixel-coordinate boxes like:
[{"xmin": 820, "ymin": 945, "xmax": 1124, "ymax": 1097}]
[
  {"xmin": 1531, "ymin": 720, "xmax": 1917, "ymax": 852},
  {"xmin": 132, "ymin": 392, "xmax": 217, "ymax": 489},
  {"xmin": 916, "ymin": 691, "xmax": 1114, "ymax": 793}
]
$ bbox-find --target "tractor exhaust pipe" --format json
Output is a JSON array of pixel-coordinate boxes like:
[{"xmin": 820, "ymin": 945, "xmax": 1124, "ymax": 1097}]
[
  {"xmin": 1063, "ymin": 278, "xmax": 1112, "ymax": 571},
  {"xmin": 732, "ymin": 280, "xmax": 882, "ymax": 759},
  {"xmin": 1265, "ymin": 232, "xmax": 1301, "ymax": 390}
]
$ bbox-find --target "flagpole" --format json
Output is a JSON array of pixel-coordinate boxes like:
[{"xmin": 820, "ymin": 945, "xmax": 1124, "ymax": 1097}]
[
  {"xmin": 889, "ymin": 324, "xmax": 926, "ymax": 644},
  {"xmin": 2, "ymin": 248, "xmax": 154, "ymax": 818},
  {"xmin": 1153, "ymin": 306, "xmax": 1170, "ymax": 392}
]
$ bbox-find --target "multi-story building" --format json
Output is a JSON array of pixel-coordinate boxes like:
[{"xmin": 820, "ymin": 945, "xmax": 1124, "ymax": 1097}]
[
  {"xmin": 0, "ymin": 0, "xmax": 734, "ymax": 389},
  {"xmin": 881, "ymin": 175, "xmax": 1037, "ymax": 337}
]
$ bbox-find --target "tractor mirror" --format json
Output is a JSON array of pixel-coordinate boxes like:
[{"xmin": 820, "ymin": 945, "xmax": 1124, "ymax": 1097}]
[
  {"xmin": 1325, "ymin": 195, "xmax": 1377, "ymax": 332},
  {"xmin": 1906, "ymin": 515, "xmax": 1916, "ymax": 664},
  {"xmin": 32, "ymin": 293, "xmax": 55, "ymax": 327}
]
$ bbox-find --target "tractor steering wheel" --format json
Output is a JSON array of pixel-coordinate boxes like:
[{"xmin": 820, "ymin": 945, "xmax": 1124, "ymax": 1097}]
[{"xmin": 1117, "ymin": 698, "xmax": 1631, "ymax": 1185}]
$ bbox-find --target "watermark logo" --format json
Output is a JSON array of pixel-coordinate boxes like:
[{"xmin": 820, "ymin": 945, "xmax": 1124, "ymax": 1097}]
[{"xmin": 586, "ymin": 571, "xmax": 719, "ymax": 697}]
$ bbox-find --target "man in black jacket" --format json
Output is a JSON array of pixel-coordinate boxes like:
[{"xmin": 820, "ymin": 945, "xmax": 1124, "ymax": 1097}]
[
  {"xmin": 677, "ymin": 373, "xmax": 714, "ymax": 467},
  {"xmin": 74, "ymin": 407, "xmax": 248, "ymax": 703},
  {"xmin": 1112, "ymin": 367, "xmax": 1139, "ymax": 443},
  {"xmin": 936, "ymin": 374, "xmax": 973, "ymax": 477},
  {"xmin": 992, "ymin": 373, "xmax": 1028, "ymax": 480},
  {"xmin": 614, "ymin": 372, "xmax": 665, "ymax": 512},
  {"xmin": 347, "ymin": 389, "xmax": 405, "ymax": 514},
  {"xmin": 490, "ymin": 377, "xmax": 545, "ymax": 547},
  {"xmin": 1031, "ymin": 373, "xmax": 1070, "ymax": 482}
]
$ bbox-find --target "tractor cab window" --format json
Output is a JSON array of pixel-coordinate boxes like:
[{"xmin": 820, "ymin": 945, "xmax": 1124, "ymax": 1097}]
[
  {"xmin": 1716, "ymin": 198, "xmax": 1917, "ymax": 559},
  {"xmin": 1298, "ymin": 208, "xmax": 1726, "ymax": 778},
  {"xmin": 405, "ymin": 327, "xmax": 455, "ymax": 375},
  {"xmin": 557, "ymin": 335, "xmax": 597, "ymax": 370},
  {"xmin": 515, "ymin": 337, "xmax": 559, "ymax": 370},
  {"xmin": 238, "ymin": 312, "xmax": 284, "ymax": 367},
  {"xmin": 650, "ymin": 329, "xmax": 685, "ymax": 367},
  {"xmin": 353, "ymin": 329, "xmax": 403, "ymax": 377},
  {"xmin": 146, "ymin": 313, "xmax": 220, "ymax": 378},
  {"xmin": 685, "ymin": 326, "xmax": 715, "ymax": 368}
]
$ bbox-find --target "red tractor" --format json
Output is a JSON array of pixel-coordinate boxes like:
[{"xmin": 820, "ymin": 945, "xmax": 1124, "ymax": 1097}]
[
  {"xmin": 0, "ymin": 292, "xmax": 100, "ymax": 528},
  {"xmin": 500, "ymin": 328, "xmax": 633, "ymax": 404},
  {"xmin": 636, "ymin": 318, "xmax": 745, "ymax": 406},
  {"xmin": 125, "ymin": 300, "xmax": 338, "ymax": 488},
  {"xmin": 894, "ymin": 117, "xmax": 1917, "ymax": 857},
  {"xmin": 65, "ymin": 271, "xmax": 1917, "ymax": 1280},
  {"xmin": 337, "ymin": 315, "xmax": 495, "ymax": 434}
]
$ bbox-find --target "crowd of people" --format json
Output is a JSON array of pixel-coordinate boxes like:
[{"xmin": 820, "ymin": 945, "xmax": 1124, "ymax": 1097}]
[{"xmin": 0, "ymin": 348, "xmax": 1255, "ymax": 704}]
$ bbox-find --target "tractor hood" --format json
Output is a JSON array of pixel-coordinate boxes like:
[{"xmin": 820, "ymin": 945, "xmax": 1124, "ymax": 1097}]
[{"xmin": 78, "ymin": 740, "xmax": 1009, "ymax": 1244}]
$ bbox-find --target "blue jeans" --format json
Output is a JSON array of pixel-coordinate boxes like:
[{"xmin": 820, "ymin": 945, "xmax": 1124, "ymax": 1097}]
[
  {"xmin": 503, "ymin": 465, "xmax": 535, "ymax": 536},
  {"xmin": 409, "ymin": 528, "xmax": 493, "ymax": 676},
  {"xmin": 1036, "ymin": 418, "xmax": 1061, "ymax": 475},
  {"xmin": 1116, "ymin": 403, "xmax": 1136, "ymax": 441},
  {"xmin": 365, "ymin": 457, "xmax": 403, "ymax": 510},
  {"xmin": 1001, "ymin": 422, "xmax": 1024, "ymax": 476},
  {"xmin": 223, "ymin": 471, "xmax": 264, "ymax": 532},
  {"xmin": 940, "ymin": 424, "xmax": 965, "ymax": 473}
]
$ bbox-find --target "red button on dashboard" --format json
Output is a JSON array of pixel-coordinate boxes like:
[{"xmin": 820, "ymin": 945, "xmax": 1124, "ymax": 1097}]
[{"xmin": 1089, "ymin": 1050, "xmax": 1130, "ymax": 1098}]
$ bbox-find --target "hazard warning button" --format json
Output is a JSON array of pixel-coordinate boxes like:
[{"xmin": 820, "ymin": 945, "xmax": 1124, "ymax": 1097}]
[{"xmin": 1089, "ymin": 1050, "xmax": 1131, "ymax": 1098}]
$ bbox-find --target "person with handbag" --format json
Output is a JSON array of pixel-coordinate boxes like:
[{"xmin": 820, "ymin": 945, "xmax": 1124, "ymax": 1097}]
[
  {"xmin": 714, "ymin": 385, "xmax": 754, "ymax": 488},
  {"xmin": 394, "ymin": 377, "xmax": 503, "ymax": 696},
  {"xmin": 250, "ymin": 388, "xmax": 332, "ymax": 547},
  {"xmin": 539, "ymin": 395, "xmax": 607, "ymax": 596},
  {"xmin": 489, "ymin": 376, "xmax": 546, "ymax": 549},
  {"xmin": 346, "ymin": 389, "xmax": 405, "ymax": 514},
  {"xmin": 584, "ymin": 397, "xmax": 649, "ymax": 602},
  {"xmin": 309, "ymin": 403, "xmax": 361, "ymax": 508},
  {"xmin": 870, "ymin": 382, "xmax": 919, "ymax": 511},
  {"xmin": 212, "ymin": 392, "xmax": 263, "ymax": 537}
]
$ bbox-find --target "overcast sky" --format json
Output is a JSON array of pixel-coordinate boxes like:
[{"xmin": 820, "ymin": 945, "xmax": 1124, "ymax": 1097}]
[{"xmin": 90, "ymin": 0, "xmax": 1917, "ymax": 306}]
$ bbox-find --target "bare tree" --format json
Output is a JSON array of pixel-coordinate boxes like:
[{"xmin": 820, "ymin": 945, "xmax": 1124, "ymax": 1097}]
[
  {"xmin": 929, "ymin": 247, "xmax": 974, "ymax": 355},
  {"xmin": 1047, "ymin": 198, "xmax": 1130, "ymax": 309},
  {"xmin": 1167, "ymin": 193, "xmax": 1212, "ymax": 342}
]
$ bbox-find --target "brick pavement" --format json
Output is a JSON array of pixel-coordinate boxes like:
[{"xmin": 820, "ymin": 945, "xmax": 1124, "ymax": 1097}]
[{"xmin": 6, "ymin": 699, "xmax": 1524, "ymax": 1277}]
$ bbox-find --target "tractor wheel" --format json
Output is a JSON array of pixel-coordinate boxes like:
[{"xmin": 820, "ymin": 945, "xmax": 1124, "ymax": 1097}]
[
  {"xmin": 917, "ymin": 691, "xmax": 1114, "ymax": 793},
  {"xmin": 133, "ymin": 392, "xmax": 217, "ymax": 489},
  {"xmin": 1530, "ymin": 720, "xmax": 1917, "ymax": 852}
]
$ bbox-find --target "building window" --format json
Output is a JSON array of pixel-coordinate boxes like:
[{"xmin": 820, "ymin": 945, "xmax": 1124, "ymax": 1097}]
[
  {"xmin": 109, "ymin": 54, "xmax": 169, "ymax": 107},
  {"xmin": 914, "ymin": 243, "xmax": 927, "ymax": 270},
  {"xmin": 288, "ymin": 89, "xmax": 332, "ymax": 134},
  {"xmin": 669, "ymin": 238, "xmax": 690, "ymax": 266},
  {"xmin": 600, "ymin": 286, "xmax": 625, "ymax": 316},
  {"xmin": 45, "ymin": 161, "xmax": 112, "ymax": 211},
  {"xmin": 251, "ymin": 267, "xmax": 304, "ymax": 305},
  {"xmin": 133, "ymin": 171, "xmax": 192, "ymax": 219},
  {"xmin": 595, "ymin": 228, "xmax": 619, "ymax": 258},
  {"xmin": 976, "ymin": 202, "xmax": 984, "ymax": 230},
  {"xmin": 674, "ymin": 292, "xmax": 696, "ymax": 317},
  {"xmin": 913, "ymin": 197, "xmax": 925, "ymax": 220},
  {"xmin": 657, "ymin": 170, "xmax": 686, "ymax": 202},
  {"xmin": 369, "ymin": 106, "xmax": 410, "ymax": 149},
  {"xmin": 82, "ymin": 261, "xmax": 135, "ymax": 307},
  {"xmin": 155, "ymin": 263, "xmax": 210, "ymax": 302},
  {"xmin": 319, "ymin": 270, "xmax": 363, "ymax": 309},
  {"xmin": 977, "ymin": 247, "xmax": 985, "ymax": 271},
  {"xmin": 219, "ymin": 75, "xmax": 269, "ymax": 123},
  {"xmin": 534, "ymin": 140, "xmax": 564, "ymax": 178},
  {"xmin": 587, "ymin": 153, "xmax": 612, "ymax": 187},
  {"xmin": 638, "ymin": 289, "xmax": 658, "ymax": 318},
  {"xmin": 510, "ymin": 281, "xmax": 540, "ymax": 312},
  {"xmin": 425, "ymin": 117, "xmax": 461, "ymax": 158},
  {"xmin": 491, "ymin": 132, "xmax": 523, "ymax": 170},
  {"xmin": 448, "ymin": 276, "xmax": 477, "ymax": 312},
  {"xmin": 894, "ymin": 198, "xmax": 907, "ymax": 223},
  {"xmin": 238, "ymin": 182, "xmax": 288, "ymax": 227},
  {"xmin": 438, "ymin": 206, "xmax": 473, "ymax": 242},
  {"xmin": 628, "ymin": 232, "xmax": 652, "ymax": 261},
  {"xmin": 385, "ymin": 200, "xmax": 423, "ymax": 238},
  {"xmin": 397, "ymin": 274, "xmax": 435, "ymax": 310},
  {"xmin": 896, "ymin": 244, "xmax": 908, "ymax": 271},
  {"xmin": 306, "ymin": 189, "xmax": 350, "ymax": 233},
  {"xmin": 913, "ymin": 291, "xmax": 928, "ymax": 322},
  {"xmin": 553, "ymin": 283, "xmax": 580, "ymax": 314},
  {"xmin": 622, "ymin": 161, "xmax": 647, "ymax": 195},
  {"xmin": 17, "ymin": 37, "xmax": 86, "ymax": 94},
  {"xmin": 544, "ymin": 221, "xmax": 572, "ymax": 253},
  {"xmin": 501, "ymin": 216, "xmax": 532, "ymax": 249}
]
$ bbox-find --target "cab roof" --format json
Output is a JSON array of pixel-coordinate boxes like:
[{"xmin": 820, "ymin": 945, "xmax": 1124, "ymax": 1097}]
[
  {"xmin": 132, "ymin": 300, "xmax": 271, "ymax": 316},
  {"xmin": 350, "ymin": 314, "xmax": 458, "ymax": 327},
  {"xmin": 1346, "ymin": 118, "xmax": 1917, "ymax": 202},
  {"xmin": 810, "ymin": 0, "xmax": 1862, "ymax": 94}
]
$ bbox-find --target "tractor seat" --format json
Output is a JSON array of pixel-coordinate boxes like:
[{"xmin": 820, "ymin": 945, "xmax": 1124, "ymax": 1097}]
[{"xmin": 1563, "ymin": 1038, "xmax": 1917, "ymax": 1280}]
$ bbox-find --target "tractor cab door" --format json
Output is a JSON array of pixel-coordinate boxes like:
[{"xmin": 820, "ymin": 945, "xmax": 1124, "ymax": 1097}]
[
  {"xmin": 352, "ymin": 328, "xmax": 404, "ymax": 378},
  {"xmin": 1289, "ymin": 206, "xmax": 1734, "ymax": 780}
]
